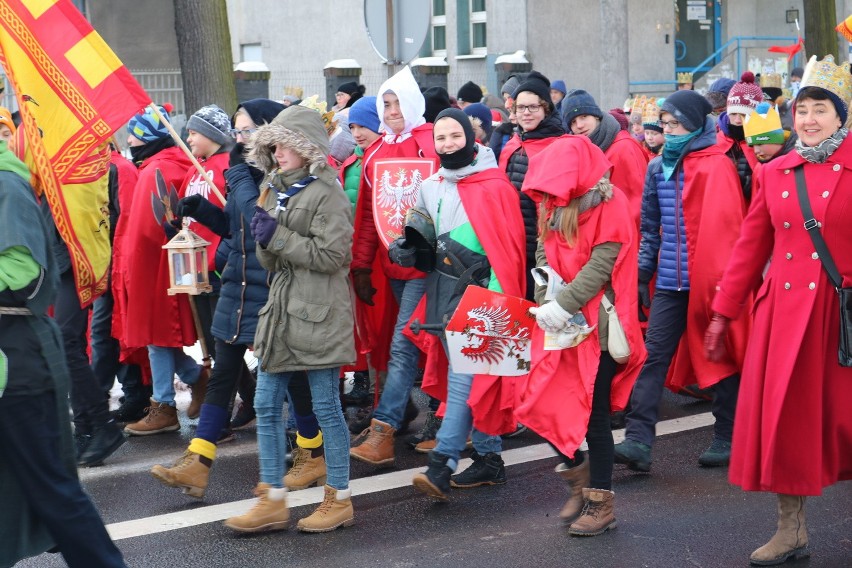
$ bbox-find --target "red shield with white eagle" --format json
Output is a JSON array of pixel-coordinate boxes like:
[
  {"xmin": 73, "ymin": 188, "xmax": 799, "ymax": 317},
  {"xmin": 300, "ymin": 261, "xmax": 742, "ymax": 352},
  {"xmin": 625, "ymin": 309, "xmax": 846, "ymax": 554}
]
[
  {"xmin": 371, "ymin": 158, "xmax": 435, "ymax": 249},
  {"xmin": 444, "ymin": 286, "xmax": 535, "ymax": 376}
]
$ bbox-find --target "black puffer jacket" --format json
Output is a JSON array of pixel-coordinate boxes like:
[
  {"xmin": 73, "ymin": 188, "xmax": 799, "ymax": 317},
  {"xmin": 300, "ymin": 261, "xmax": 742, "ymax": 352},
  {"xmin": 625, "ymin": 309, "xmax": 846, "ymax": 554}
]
[{"xmin": 501, "ymin": 112, "xmax": 565, "ymax": 299}]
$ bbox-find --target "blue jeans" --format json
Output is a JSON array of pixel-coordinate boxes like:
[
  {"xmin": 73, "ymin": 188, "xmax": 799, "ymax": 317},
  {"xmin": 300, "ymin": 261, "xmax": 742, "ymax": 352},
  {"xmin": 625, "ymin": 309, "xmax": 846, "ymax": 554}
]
[
  {"xmin": 256, "ymin": 367, "xmax": 349, "ymax": 490},
  {"xmin": 433, "ymin": 340, "xmax": 502, "ymax": 471},
  {"xmin": 147, "ymin": 345, "xmax": 201, "ymax": 406},
  {"xmin": 374, "ymin": 278, "xmax": 426, "ymax": 429}
]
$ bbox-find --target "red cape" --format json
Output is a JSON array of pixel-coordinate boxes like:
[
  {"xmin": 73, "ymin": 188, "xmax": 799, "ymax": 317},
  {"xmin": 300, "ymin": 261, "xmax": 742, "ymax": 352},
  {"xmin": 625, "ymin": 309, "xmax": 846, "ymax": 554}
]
[
  {"xmin": 350, "ymin": 126, "xmax": 437, "ymax": 373},
  {"xmin": 114, "ymin": 146, "xmax": 197, "ymax": 352},
  {"xmin": 664, "ymin": 144, "xmax": 752, "ymax": 391},
  {"xmin": 513, "ymin": 139, "xmax": 646, "ymax": 457},
  {"xmin": 406, "ymin": 166, "xmax": 528, "ymax": 435},
  {"xmin": 498, "ymin": 132, "xmax": 570, "ymax": 172},
  {"xmin": 604, "ymin": 131, "xmax": 649, "ymax": 228}
]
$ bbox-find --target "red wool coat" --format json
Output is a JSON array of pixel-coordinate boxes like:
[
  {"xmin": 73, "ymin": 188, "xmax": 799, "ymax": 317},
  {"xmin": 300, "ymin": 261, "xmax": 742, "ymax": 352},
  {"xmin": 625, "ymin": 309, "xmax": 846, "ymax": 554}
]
[
  {"xmin": 662, "ymin": 144, "xmax": 752, "ymax": 391},
  {"xmin": 713, "ymin": 136, "xmax": 852, "ymax": 495},
  {"xmin": 604, "ymin": 130, "xmax": 649, "ymax": 228},
  {"xmin": 114, "ymin": 146, "xmax": 196, "ymax": 352}
]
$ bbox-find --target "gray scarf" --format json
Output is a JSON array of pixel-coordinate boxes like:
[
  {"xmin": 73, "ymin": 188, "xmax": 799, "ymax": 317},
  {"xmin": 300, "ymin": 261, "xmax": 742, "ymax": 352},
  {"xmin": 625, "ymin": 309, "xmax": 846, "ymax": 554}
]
[
  {"xmin": 795, "ymin": 127, "xmax": 848, "ymax": 164},
  {"xmin": 588, "ymin": 113, "xmax": 621, "ymax": 152}
]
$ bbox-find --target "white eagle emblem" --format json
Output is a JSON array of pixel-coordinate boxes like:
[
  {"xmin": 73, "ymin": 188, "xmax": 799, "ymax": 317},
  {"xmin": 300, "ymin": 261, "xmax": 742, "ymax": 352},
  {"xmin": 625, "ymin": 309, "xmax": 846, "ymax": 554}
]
[
  {"xmin": 461, "ymin": 304, "xmax": 530, "ymax": 367},
  {"xmin": 376, "ymin": 167, "xmax": 423, "ymax": 228}
]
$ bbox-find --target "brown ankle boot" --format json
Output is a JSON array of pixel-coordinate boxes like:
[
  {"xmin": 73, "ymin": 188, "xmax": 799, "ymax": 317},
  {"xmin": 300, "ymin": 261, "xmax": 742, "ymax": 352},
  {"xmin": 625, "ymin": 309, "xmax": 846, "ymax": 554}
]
[
  {"xmin": 749, "ymin": 494, "xmax": 809, "ymax": 565},
  {"xmin": 296, "ymin": 485, "xmax": 355, "ymax": 533},
  {"xmin": 187, "ymin": 367, "xmax": 210, "ymax": 420},
  {"xmin": 150, "ymin": 451, "xmax": 212, "ymax": 498},
  {"xmin": 349, "ymin": 418, "xmax": 395, "ymax": 466},
  {"xmin": 555, "ymin": 456, "xmax": 590, "ymax": 524},
  {"xmin": 284, "ymin": 446, "xmax": 327, "ymax": 490},
  {"xmin": 124, "ymin": 399, "xmax": 180, "ymax": 436},
  {"xmin": 568, "ymin": 488, "xmax": 617, "ymax": 536},
  {"xmin": 223, "ymin": 483, "xmax": 289, "ymax": 533}
]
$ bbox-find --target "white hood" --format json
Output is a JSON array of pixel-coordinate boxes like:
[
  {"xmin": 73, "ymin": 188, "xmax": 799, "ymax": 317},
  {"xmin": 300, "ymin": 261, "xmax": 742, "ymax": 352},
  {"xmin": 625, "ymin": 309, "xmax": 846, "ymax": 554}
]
[{"xmin": 375, "ymin": 66, "xmax": 426, "ymax": 138}]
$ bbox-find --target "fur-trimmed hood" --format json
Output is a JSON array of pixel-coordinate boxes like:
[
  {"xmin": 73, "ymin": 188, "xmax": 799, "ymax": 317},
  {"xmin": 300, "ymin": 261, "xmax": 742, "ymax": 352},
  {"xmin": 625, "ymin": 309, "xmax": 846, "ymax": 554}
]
[{"xmin": 247, "ymin": 105, "xmax": 329, "ymax": 173}]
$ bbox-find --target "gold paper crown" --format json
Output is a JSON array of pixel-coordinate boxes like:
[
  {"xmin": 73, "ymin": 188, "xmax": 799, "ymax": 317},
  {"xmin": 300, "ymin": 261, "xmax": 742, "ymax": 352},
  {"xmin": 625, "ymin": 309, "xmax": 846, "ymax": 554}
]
[
  {"xmin": 760, "ymin": 73, "xmax": 782, "ymax": 89},
  {"xmin": 677, "ymin": 72, "xmax": 694, "ymax": 84},
  {"xmin": 641, "ymin": 98, "xmax": 662, "ymax": 126},
  {"xmin": 630, "ymin": 95, "xmax": 648, "ymax": 115},
  {"xmin": 744, "ymin": 103, "xmax": 784, "ymax": 143},
  {"xmin": 800, "ymin": 55, "xmax": 852, "ymax": 107},
  {"xmin": 299, "ymin": 95, "xmax": 338, "ymax": 133},
  {"xmin": 623, "ymin": 97, "xmax": 634, "ymax": 113}
]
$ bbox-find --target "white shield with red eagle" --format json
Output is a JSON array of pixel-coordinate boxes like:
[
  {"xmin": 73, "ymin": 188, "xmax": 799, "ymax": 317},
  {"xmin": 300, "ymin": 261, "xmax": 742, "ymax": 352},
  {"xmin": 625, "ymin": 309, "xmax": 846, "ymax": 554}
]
[
  {"xmin": 445, "ymin": 286, "xmax": 535, "ymax": 376},
  {"xmin": 372, "ymin": 158, "xmax": 435, "ymax": 249}
]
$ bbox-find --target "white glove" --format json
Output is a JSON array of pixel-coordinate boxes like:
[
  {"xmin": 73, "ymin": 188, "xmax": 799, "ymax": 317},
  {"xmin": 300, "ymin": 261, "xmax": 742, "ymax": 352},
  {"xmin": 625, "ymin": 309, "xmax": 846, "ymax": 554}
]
[{"xmin": 529, "ymin": 302, "xmax": 572, "ymax": 333}]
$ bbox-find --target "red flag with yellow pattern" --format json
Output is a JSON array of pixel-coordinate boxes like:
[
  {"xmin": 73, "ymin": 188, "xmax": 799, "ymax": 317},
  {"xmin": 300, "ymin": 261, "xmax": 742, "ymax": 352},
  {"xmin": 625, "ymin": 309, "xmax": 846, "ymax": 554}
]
[{"xmin": 0, "ymin": 0, "xmax": 151, "ymax": 305}]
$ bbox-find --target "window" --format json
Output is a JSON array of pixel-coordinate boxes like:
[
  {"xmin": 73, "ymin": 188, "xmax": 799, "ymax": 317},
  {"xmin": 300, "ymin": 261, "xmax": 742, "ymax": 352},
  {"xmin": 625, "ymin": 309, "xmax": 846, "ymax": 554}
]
[
  {"xmin": 470, "ymin": 0, "xmax": 487, "ymax": 54},
  {"xmin": 241, "ymin": 43, "xmax": 262, "ymax": 62},
  {"xmin": 431, "ymin": 0, "xmax": 447, "ymax": 56}
]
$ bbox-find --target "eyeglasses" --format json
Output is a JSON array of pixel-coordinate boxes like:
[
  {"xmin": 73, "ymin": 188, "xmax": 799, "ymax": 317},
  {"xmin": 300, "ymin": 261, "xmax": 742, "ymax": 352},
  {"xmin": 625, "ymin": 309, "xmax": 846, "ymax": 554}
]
[
  {"xmin": 515, "ymin": 104, "xmax": 543, "ymax": 114},
  {"xmin": 658, "ymin": 119, "xmax": 680, "ymax": 129},
  {"xmin": 230, "ymin": 128, "xmax": 257, "ymax": 139}
]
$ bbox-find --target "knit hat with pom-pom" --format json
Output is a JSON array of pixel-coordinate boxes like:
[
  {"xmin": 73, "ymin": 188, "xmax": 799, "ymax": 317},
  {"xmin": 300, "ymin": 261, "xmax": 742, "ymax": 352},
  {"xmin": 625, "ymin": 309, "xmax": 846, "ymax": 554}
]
[{"xmin": 726, "ymin": 71, "xmax": 764, "ymax": 116}]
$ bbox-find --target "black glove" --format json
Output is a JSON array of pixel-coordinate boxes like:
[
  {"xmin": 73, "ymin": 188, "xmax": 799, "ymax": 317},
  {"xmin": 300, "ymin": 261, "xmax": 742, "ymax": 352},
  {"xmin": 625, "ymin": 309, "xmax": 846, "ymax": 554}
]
[
  {"xmin": 352, "ymin": 269, "xmax": 377, "ymax": 306},
  {"xmin": 177, "ymin": 195, "xmax": 229, "ymax": 237},
  {"xmin": 638, "ymin": 270, "xmax": 653, "ymax": 308},
  {"xmin": 229, "ymin": 142, "xmax": 247, "ymax": 168},
  {"xmin": 388, "ymin": 237, "xmax": 416, "ymax": 267},
  {"xmin": 162, "ymin": 220, "xmax": 179, "ymax": 240}
]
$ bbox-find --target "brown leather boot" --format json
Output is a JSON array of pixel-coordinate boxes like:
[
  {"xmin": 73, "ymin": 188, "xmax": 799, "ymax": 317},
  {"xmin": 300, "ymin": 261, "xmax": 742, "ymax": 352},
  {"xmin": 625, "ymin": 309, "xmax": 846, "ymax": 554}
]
[
  {"xmin": 349, "ymin": 418, "xmax": 395, "ymax": 466},
  {"xmin": 749, "ymin": 494, "xmax": 809, "ymax": 565},
  {"xmin": 124, "ymin": 399, "xmax": 180, "ymax": 436},
  {"xmin": 555, "ymin": 455, "xmax": 590, "ymax": 524},
  {"xmin": 187, "ymin": 367, "xmax": 210, "ymax": 420},
  {"xmin": 150, "ymin": 451, "xmax": 212, "ymax": 498},
  {"xmin": 284, "ymin": 446, "xmax": 327, "ymax": 490},
  {"xmin": 224, "ymin": 483, "xmax": 289, "ymax": 533},
  {"xmin": 296, "ymin": 485, "xmax": 355, "ymax": 533},
  {"xmin": 568, "ymin": 488, "xmax": 617, "ymax": 536}
]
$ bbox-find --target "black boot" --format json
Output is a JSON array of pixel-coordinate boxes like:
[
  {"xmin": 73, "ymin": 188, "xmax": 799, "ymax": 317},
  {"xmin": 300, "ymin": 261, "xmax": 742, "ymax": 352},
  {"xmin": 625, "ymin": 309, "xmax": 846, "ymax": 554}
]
[
  {"xmin": 110, "ymin": 397, "xmax": 149, "ymax": 424},
  {"xmin": 398, "ymin": 397, "xmax": 420, "ymax": 435},
  {"xmin": 78, "ymin": 420, "xmax": 126, "ymax": 467},
  {"xmin": 412, "ymin": 451, "xmax": 453, "ymax": 501},
  {"xmin": 344, "ymin": 372, "xmax": 371, "ymax": 406},
  {"xmin": 450, "ymin": 450, "xmax": 507, "ymax": 488}
]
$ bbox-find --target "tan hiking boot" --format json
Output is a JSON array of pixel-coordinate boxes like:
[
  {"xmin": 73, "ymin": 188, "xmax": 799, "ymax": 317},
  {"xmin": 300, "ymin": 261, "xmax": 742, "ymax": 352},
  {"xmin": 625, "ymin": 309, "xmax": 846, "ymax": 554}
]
[
  {"xmin": 187, "ymin": 367, "xmax": 210, "ymax": 420},
  {"xmin": 224, "ymin": 483, "xmax": 289, "ymax": 533},
  {"xmin": 296, "ymin": 485, "xmax": 355, "ymax": 533},
  {"xmin": 555, "ymin": 456, "xmax": 590, "ymax": 524},
  {"xmin": 284, "ymin": 446, "xmax": 327, "ymax": 490},
  {"xmin": 150, "ymin": 451, "xmax": 212, "ymax": 498},
  {"xmin": 750, "ymin": 494, "xmax": 809, "ymax": 565},
  {"xmin": 124, "ymin": 399, "xmax": 180, "ymax": 436},
  {"xmin": 568, "ymin": 488, "xmax": 617, "ymax": 536},
  {"xmin": 349, "ymin": 418, "xmax": 395, "ymax": 466}
]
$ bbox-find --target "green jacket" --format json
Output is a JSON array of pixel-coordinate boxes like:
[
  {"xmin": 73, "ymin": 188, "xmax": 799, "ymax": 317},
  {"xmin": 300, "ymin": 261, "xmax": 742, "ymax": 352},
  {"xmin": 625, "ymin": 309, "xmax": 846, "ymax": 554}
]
[{"xmin": 250, "ymin": 106, "xmax": 356, "ymax": 373}]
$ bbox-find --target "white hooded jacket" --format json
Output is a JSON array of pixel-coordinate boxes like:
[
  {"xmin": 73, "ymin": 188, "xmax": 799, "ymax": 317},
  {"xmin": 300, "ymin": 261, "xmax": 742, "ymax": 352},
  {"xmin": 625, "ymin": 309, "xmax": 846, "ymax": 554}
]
[{"xmin": 375, "ymin": 66, "xmax": 426, "ymax": 143}]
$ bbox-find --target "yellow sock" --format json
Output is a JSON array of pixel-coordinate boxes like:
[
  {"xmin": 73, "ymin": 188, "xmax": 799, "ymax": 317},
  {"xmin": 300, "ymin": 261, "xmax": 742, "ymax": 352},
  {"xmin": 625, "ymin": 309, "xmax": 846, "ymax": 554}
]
[
  {"xmin": 188, "ymin": 438, "xmax": 217, "ymax": 461},
  {"xmin": 297, "ymin": 431, "xmax": 323, "ymax": 449}
]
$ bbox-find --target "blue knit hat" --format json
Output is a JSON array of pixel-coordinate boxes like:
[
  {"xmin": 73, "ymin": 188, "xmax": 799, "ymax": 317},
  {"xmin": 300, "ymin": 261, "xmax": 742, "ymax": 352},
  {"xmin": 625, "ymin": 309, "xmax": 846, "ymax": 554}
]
[
  {"xmin": 348, "ymin": 96, "xmax": 380, "ymax": 134},
  {"xmin": 463, "ymin": 102, "xmax": 493, "ymax": 140},
  {"xmin": 561, "ymin": 89, "xmax": 603, "ymax": 131},
  {"xmin": 128, "ymin": 105, "xmax": 171, "ymax": 143},
  {"xmin": 550, "ymin": 80, "xmax": 567, "ymax": 95}
]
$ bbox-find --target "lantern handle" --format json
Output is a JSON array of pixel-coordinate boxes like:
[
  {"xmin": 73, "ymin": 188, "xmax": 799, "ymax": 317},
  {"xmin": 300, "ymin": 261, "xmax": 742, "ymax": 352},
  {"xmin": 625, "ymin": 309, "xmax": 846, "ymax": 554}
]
[{"xmin": 148, "ymin": 103, "xmax": 226, "ymax": 205}]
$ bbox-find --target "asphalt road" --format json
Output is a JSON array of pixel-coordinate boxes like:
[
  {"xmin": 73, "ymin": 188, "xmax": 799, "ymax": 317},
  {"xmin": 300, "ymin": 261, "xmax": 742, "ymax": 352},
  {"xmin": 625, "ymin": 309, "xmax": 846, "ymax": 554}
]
[{"xmin": 14, "ymin": 390, "xmax": 852, "ymax": 568}]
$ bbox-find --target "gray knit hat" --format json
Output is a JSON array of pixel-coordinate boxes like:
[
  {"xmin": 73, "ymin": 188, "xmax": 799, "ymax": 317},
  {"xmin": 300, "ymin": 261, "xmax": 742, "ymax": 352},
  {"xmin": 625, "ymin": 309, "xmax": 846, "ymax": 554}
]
[{"xmin": 186, "ymin": 104, "xmax": 232, "ymax": 146}]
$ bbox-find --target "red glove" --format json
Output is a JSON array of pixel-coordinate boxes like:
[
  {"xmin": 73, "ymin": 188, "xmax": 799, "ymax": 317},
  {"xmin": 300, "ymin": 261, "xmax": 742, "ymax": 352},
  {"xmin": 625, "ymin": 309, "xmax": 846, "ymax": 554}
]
[{"xmin": 704, "ymin": 313, "xmax": 731, "ymax": 362}]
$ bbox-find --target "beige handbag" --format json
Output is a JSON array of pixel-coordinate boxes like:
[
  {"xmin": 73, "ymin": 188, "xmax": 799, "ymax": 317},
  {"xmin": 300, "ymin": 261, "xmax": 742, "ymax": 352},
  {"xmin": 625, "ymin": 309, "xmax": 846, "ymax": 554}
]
[{"xmin": 599, "ymin": 295, "xmax": 630, "ymax": 364}]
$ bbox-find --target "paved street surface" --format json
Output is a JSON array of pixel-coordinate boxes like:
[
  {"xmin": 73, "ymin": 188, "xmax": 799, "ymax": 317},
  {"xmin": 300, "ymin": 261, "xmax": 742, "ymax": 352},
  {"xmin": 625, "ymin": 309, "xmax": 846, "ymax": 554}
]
[{"xmin": 16, "ymin": 391, "xmax": 852, "ymax": 568}]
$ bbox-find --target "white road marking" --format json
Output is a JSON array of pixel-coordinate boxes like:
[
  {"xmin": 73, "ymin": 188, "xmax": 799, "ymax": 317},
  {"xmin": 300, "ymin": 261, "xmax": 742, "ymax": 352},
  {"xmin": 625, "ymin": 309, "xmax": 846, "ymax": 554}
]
[{"xmin": 106, "ymin": 412, "xmax": 714, "ymax": 541}]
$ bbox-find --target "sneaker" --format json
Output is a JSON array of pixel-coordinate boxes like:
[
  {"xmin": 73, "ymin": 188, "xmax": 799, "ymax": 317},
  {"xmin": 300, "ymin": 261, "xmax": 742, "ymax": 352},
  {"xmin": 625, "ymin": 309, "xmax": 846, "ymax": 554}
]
[
  {"xmin": 78, "ymin": 421, "xmax": 126, "ymax": 467},
  {"xmin": 110, "ymin": 399, "xmax": 149, "ymax": 424},
  {"xmin": 613, "ymin": 439, "xmax": 652, "ymax": 472},
  {"xmin": 501, "ymin": 423, "xmax": 528, "ymax": 439},
  {"xmin": 698, "ymin": 438, "xmax": 731, "ymax": 467},
  {"xmin": 450, "ymin": 451, "xmax": 507, "ymax": 488},
  {"xmin": 348, "ymin": 405, "xmax": 373, "ymax": 434},
  {"xmin": 405, "ymin": 410, "xmax": 441, "ymax": 449},
  {"xmin": 230, "ymin": 402, "xmax": 256, "ymax": 430},
  {"xmin": 343, "ymin": 372, "xmax": 371, "ymax": 407}
]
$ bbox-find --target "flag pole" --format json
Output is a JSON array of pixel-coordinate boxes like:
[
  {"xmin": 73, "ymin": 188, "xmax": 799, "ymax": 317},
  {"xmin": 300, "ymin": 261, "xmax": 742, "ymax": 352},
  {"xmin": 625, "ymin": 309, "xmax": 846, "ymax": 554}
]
[{"xmin": 148, "ymin": 103, "xmax": 226, "ymax": 204}]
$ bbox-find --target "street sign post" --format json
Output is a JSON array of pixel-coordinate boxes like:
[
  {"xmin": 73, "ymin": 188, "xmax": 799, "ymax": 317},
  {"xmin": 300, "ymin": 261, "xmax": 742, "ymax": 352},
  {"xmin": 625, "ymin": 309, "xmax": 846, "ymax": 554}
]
[{"xmin": 364, "ymin": 0, "xmax": 431, "ymax": 78}]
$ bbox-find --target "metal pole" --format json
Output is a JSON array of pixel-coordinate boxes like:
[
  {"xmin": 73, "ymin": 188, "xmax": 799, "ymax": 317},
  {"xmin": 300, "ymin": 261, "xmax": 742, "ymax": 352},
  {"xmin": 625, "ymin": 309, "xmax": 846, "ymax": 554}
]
[{"xmin": 386, "ymin": 0, "xmax": 395, "ymax": 78}]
